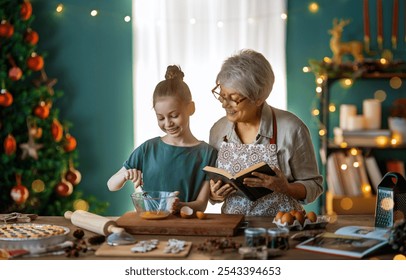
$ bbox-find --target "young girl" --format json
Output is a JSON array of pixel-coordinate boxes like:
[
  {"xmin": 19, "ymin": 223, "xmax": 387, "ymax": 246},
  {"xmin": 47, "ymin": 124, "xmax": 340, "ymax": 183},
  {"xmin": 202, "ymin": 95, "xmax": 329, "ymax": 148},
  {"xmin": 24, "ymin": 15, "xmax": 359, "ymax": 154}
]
[{"xmin": 107, "ymin": 65, "xmax": 217, "ymax": 212}]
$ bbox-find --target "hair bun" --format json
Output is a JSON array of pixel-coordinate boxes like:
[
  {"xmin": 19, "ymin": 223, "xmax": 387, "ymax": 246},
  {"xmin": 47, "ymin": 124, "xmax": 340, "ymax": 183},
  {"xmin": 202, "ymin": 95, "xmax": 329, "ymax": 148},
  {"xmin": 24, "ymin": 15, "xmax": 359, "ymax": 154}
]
[{"xmin": 165, "ymin": 65, "xmax": 184, "ymax": 80}]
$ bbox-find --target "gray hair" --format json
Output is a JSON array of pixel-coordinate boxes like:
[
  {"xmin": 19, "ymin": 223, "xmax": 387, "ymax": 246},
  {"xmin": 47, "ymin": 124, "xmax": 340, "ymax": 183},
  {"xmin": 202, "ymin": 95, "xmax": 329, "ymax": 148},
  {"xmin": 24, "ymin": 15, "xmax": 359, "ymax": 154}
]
[{"xmin": 216, "ymin": 49, "xmax": 274, "ymax": 101}]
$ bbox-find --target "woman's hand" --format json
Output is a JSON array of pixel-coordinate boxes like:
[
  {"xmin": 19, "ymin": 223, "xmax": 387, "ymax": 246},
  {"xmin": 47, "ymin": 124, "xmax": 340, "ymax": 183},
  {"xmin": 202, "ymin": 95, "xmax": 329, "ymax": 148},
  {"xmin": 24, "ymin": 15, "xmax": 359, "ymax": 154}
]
[
  {"xmin": 243, "ymin": 166, "xmax": 290, "ymax": 195},
  {"xmin": 209, "ymin": 179, "xmax": 236, "ymax": 202}
]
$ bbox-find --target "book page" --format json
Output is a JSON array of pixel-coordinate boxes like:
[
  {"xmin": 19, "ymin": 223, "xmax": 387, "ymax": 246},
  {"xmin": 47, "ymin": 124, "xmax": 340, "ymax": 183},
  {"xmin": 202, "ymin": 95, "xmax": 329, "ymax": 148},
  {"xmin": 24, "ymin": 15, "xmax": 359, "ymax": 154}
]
[{"xmin": 334, "ymin": 226, "xmax": 390, "ymax": 241}]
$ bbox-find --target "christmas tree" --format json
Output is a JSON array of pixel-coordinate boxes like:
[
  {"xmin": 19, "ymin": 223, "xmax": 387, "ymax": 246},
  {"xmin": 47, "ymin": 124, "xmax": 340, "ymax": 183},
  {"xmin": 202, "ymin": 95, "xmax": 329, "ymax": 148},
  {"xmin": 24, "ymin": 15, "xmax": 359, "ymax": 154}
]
[{"xmin": 0, "ymin": 0, "xmax": 107, "ymax": 215}]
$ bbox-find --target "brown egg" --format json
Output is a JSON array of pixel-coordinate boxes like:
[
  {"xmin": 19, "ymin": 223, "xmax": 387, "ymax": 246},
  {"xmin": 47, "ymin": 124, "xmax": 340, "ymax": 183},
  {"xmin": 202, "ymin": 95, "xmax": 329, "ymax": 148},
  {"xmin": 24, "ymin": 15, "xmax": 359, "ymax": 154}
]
[
  {"xmin": 294, "ymin": 211, "xmax": 305, "ymax": 226},
  {"xmin": 196, "ymin": 211, "xmax": 206, "ymax": 219},
  {"xmin": 281, "ymin": 212, "xmax": 294, "ymax": 225},
  {"xmin": 306, "ymin": 211, "xmax": 317, "ymax": 223},
  {"xmin": 275, "ymin": 211, "xmax": 285, "ymax": 222},
  {"xmin": 289, "ymin": 209, "xmax": 298, "ymax": 216}
]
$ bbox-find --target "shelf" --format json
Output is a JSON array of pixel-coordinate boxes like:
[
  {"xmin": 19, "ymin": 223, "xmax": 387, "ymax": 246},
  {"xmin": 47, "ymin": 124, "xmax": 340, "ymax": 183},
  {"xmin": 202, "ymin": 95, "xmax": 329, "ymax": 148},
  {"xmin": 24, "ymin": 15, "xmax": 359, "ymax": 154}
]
[
  {"xmin": 311, "ymin": 61, "xmax": 406, "ymax": 215},
  {"xmin": 326, "ymin": 192, "xmax": 376, "ymax": 215},
  {"xmin": 327, "ymin": 142, "xmax": 406, "ymax": 150}
]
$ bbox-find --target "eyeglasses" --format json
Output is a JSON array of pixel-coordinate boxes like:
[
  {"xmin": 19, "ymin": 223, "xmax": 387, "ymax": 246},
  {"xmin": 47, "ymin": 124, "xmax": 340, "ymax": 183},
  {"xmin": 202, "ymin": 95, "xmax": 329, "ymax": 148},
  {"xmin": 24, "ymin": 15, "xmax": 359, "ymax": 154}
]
[{"xmin": 211, "ymin": 84, "xmax": 247, "ymax": 107}]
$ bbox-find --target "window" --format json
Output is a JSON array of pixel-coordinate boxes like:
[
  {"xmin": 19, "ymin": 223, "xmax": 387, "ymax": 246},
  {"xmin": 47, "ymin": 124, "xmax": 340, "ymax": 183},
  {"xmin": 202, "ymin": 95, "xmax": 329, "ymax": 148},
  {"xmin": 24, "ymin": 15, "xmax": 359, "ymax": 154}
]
[{"xmin": 133, "ymin": 0, "xmax": 287, "ymax": 145}]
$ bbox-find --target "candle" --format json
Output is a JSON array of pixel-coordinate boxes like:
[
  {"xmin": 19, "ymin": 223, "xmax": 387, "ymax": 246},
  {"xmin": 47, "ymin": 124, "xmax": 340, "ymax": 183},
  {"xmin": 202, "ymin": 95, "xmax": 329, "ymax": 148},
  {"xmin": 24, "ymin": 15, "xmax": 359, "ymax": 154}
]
[
  {"xmin": 363, "ymin": 0, "xmax": 370, "ymax": 52},
  {"xmin": 377, "ymin": 0, "xmax": 383, "ymax": 50},
  {"xmin": 340, "ymin": 104, "xmax": 357, "ymax": 130},
  {"xmin": 347, "ymin": 115, "xmax": 365, "ymax": 131},
  {"xmin": 392, "ymin": 0, "xmax": 399, "ymax": 49},
  {"xmin": 363, "ymin": 99, "xmax": 381, "ymax": 130}
]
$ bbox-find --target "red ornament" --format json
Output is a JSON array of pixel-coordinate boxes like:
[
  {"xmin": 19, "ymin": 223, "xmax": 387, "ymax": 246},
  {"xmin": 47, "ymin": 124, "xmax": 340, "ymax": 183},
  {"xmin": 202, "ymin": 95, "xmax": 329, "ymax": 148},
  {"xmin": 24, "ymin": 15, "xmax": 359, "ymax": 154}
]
[
  {"xmin": 55, "ymin": 180, "xmax": 73, "ymax": 197},
  {"xmin": 24, "ymin": 29, "xmax": 39, "ymax": 45},
  {"xmin": 21, "ymin": 1, "xmax": 33, "ymax": 20},
  {"xmin": 0, "ymin": 89, "xmax": 13, "ymax": 107},
  {"xmin": 8, "ymin": 66, "xmax": 23, "ymax": 81},
  {"xmin": 10, "ymin": 175, "xmax": 29, "ymax": 205},
  {"xmin": 4, "ymin": 134, "xmax": 17, "ymax": 155},
  {"xmin": 51, "ymin": 119, "xmax": 63, "ymax": 142},
  {"xmin": 65, "ymin": 159, "xmax": 82, "ymax": 185},
  {"xmin": 27, "ymin": 53, "xmax": 44, "ymax": 71},
  {"xmin": 34, "ymin": 102, "xmax": 50, "ymax": 119},
  {"xmin": 64, "ymin": 134, "xmax": 77, "ymax": 152},
  {"xmin": 0, "ymin": 20, "xmax": 14, "ymax": 38}
]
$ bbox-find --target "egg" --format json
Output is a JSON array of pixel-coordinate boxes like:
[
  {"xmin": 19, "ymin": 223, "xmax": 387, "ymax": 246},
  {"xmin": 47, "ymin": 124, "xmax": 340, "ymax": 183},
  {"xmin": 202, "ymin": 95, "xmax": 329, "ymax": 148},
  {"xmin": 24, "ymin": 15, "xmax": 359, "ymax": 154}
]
[
  {"xmin": 306, "ymin": 211, "xmax": 317, "ymax": 223},
  {"xmin": 196, "ymin": 211, "xmax": 206, "ymax": 219},
  {"xmin": 294, "ymin": 211, "xmax": 305, "ymax": 226},
  {"xmin": 289, "ymin": 209, "xmax": 298, "ymax": 216},
  {"xmin": 180, "ymin": 206, "xmax": 193, "ymax": 219},
  {"xmin": 275, "ymin": 211, "xmax": 285, "ymax": 222},
  {"xmin": 281, "ymin": 212, "xmax": 294, "ymax": 225}
]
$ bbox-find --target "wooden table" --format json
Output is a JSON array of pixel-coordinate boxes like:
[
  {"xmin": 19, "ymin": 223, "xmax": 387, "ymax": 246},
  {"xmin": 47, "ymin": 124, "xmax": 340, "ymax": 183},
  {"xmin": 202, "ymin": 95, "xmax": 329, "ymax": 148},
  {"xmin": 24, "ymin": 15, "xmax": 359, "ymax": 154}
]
[{"xmin": 10, "ymin": 215, "xmax": 397, "ymax": 260}]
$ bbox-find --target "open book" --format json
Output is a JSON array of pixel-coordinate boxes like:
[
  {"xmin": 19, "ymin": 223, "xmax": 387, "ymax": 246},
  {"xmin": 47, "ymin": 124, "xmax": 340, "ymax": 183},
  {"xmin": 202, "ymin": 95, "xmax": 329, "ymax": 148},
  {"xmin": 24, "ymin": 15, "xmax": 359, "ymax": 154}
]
[
  {"xmin": 296, "ymin": 226, "xmax": 390, "ymax": 258},
  {"xmin": 203, "ymin": 161, "xmax": 275, "ymax": 201}
]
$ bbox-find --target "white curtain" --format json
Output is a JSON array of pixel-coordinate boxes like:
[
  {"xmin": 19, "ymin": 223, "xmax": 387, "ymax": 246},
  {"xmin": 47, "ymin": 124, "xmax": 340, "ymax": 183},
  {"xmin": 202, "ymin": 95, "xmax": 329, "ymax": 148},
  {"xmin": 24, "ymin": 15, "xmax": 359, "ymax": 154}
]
[{"xmin": 133, "ymin": 0, "xmax": 287, "ymax": 145}]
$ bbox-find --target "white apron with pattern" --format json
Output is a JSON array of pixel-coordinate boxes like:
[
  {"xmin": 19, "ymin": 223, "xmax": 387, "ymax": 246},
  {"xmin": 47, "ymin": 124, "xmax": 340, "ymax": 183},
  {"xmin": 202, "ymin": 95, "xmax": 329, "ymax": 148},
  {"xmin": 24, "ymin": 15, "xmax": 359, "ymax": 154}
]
[{"xmin": 217, "ymin": 136, "xmax": 303, "ymax": 216}]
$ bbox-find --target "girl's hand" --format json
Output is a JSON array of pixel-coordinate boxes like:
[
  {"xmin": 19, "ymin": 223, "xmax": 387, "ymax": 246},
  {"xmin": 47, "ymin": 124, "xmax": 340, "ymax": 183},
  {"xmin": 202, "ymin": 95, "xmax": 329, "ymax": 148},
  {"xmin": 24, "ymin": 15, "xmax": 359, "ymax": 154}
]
[
  {"xmin": 209, "ymin": 179, "xmax": 236, "ymax": 202},
  {"xmin": 243, "ymin": 166, "xmax": 289, "ymax": 194},
  {"xmin": 167, "ymin": 191, "xmax": 180, "ymax": 214},
  {"xmin": 123, "ymin": 169, "xmax": 143, "ymax": 189}
]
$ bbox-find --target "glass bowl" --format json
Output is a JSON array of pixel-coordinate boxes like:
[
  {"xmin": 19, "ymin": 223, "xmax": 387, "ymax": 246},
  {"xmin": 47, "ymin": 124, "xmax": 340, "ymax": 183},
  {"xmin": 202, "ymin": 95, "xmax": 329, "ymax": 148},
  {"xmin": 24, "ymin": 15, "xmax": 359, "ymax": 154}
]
[{"xmin": 131, "ymin": 191, "xmax": 177, "ymax": 220}]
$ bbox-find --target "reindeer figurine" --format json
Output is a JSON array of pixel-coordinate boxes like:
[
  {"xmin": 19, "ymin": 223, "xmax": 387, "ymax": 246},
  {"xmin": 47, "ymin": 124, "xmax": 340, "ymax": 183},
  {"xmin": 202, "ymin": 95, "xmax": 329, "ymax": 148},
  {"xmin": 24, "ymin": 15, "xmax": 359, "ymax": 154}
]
[{"xmin": 329, "ymin": 18, "xmax": 364, "ymax": 64}]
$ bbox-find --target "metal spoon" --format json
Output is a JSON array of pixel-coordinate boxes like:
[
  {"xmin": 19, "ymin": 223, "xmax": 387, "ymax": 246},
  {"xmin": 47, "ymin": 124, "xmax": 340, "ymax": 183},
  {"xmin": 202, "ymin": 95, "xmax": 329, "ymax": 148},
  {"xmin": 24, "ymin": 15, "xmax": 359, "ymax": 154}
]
[{"xmin": 106, "ymin": 227, "xmax": 136, "ymax": 246}]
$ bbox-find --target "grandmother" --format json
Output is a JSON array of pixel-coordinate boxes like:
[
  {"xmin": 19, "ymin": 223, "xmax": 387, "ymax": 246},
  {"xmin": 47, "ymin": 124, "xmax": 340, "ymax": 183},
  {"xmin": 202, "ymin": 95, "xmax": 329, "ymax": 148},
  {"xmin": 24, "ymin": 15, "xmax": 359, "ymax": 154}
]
[{"xmin": 209, "ymin": 49, "xmax": 323, "ymax": 216}]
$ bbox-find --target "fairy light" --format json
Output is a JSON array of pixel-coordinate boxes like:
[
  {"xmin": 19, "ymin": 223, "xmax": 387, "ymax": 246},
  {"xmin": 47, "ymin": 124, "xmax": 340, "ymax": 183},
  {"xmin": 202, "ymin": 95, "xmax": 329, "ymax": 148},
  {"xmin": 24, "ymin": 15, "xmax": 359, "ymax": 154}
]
[
  {"xmin": 56, "ymin": 3, "xmax": 63, "ymax": 13},
  {"xmin": 280, "ymin": 13, "xmax": 287, "ymax": 20},
  {"xmin": 90, "ymin": 10, "xmax": 98, "ymax": 17},
  {"xmin": 374, "ymin": 90, "xmax": 387, "ymax": 101},
  {"xmin": 73, "ymin": 199, "xmax": 89, "ymax": 211},
  {"xmin": 390, "ymin": 76, "xmax": 402, "ymax": 89},
  {"xmin": 312, "ymin": 108, "xmax": 320, "ymax": 116},
  {"xmin": 329, "ymin": 103, "xmax": 336, "ymax": 112},
  {"xmin": 247, "ymin": 17, "xmax": 255, "ymax": 24},
  {"xmin": 217, "ymin": 21, "xmax": 224, "ymax": 28},
  {"xmin": 302, "ymin": 66, "xmax": 311, "ymax": 73},
  {"xmin": 350, "ymin": 148, "xmax": 358, "ymax": 156},
  {"xmin": 190, "ymin": 18, "xmax": 196, "ymax": 24},
  {"xmin": 124, "ymin": 16, "xmax": 131, "ymax": 22},
  {"xmin": 339, "ymin": 78, "xmax": 353, "ymax": 88},
  {"xmin": 308, "ymin": 2, "xmax": 319, "ymax": 13}
]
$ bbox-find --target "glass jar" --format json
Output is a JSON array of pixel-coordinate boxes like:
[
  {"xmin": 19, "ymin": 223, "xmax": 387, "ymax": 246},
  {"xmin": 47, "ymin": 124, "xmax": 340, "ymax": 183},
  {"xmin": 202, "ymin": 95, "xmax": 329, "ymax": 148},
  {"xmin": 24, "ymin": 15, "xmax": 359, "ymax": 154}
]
[
  {"xmin": 244, "ymin": 227, "xmax": 267, "ymax": 248},
  {"xmin": 267, "ymin": 228, "xmax": 290, "ymax": 251}
]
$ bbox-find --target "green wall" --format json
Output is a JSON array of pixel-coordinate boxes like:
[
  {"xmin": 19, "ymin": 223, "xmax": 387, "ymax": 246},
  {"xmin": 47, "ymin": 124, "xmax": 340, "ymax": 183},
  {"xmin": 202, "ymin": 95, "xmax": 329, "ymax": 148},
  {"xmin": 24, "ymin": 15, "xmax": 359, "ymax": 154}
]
[
  {"xmin": 32, "ymin": 0, "xmax": 134, "ymax": 215},
  {"xmin": 32, "ymin": 0, "xmax": 405, "ymax": 215}
]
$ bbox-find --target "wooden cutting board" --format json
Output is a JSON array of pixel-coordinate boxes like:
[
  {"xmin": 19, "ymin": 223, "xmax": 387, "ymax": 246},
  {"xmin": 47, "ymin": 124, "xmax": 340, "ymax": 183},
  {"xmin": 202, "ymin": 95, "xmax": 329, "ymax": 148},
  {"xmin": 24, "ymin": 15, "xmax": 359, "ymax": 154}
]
[
  {"xmin": 95, "ymin": 241, "xmax": 192, "ymax": 258},
  {"xmin": 116, "ymin": 212, "xmax": 244, "ymax": 236}
]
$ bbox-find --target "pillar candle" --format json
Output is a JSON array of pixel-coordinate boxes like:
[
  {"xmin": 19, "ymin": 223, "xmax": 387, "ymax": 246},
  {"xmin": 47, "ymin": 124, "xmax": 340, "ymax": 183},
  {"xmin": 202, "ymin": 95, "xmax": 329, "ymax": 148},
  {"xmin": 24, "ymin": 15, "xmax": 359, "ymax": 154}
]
[
  {"xmin": 340, "ymin": 104, "xmax": 357, "ymax": 130},
  {"xmin": 363, "ymin": 99, "xmax": 381, "ymax": 129},
  {"xmin": 347, "ymin": 115, "xmax": 365, "ymax": 131}
]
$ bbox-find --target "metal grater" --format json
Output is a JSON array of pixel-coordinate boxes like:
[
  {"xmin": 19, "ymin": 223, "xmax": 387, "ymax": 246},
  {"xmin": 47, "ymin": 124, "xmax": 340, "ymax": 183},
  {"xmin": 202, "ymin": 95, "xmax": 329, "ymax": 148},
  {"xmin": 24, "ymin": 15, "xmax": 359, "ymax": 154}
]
[{"xmin": 374, "ymin": 172, "xmax": 406, "ymax": 228}]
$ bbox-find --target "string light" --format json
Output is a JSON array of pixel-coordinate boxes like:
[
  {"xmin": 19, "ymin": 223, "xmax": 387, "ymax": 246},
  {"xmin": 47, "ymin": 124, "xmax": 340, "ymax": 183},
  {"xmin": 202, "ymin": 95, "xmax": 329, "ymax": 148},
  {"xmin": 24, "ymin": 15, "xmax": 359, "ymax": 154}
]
[
  {"xmin": 190, "ymin": 18, "xmax": 196, "ymax": 25},
  {"xmin": 56, "ymin": 3, "xmax": 63, "ymax": 13},
  {"xmin": 308, "ymin": 2, "xmax": 320, "ymax": 13},
  {"xmin": 53, "ymin": 2, "xmax": 131, "ymax": 23},
  {"xmin": 390, "ymin": 76, "xmax": 402, "ymax": 89},
  {"xmin": 302, "ymin": 66, "xmax": 311, "ymax": 73},
  {"xmin": 328, "ymin": 103, "xmax": 336, "ymax": 112},
  {"xmin": 217, "ymin": 21, "xmax": 224, "ymax": 28},
  {"xmin": 280, "ymin": 13, "xmax": 287, "ymax": 20},
  {"xmin": 124, "ymin": 16, "xmax": 131, "ymax": 22}
]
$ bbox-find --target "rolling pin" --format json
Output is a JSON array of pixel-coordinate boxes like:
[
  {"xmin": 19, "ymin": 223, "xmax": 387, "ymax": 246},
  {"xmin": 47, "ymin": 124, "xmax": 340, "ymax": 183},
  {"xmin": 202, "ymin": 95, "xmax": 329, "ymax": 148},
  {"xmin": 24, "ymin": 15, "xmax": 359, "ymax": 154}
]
[{"xmin": 64, "ymin": 210, "xmax": 124, "ymax": 236}]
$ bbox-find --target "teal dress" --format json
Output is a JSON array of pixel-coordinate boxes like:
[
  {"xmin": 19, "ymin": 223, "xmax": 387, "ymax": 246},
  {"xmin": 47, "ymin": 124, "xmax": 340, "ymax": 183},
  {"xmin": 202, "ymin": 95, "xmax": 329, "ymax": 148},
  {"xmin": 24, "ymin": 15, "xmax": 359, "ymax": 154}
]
[{"xmin": 123, "ymin": 137, "xmax": 217, "ymax": 202}]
